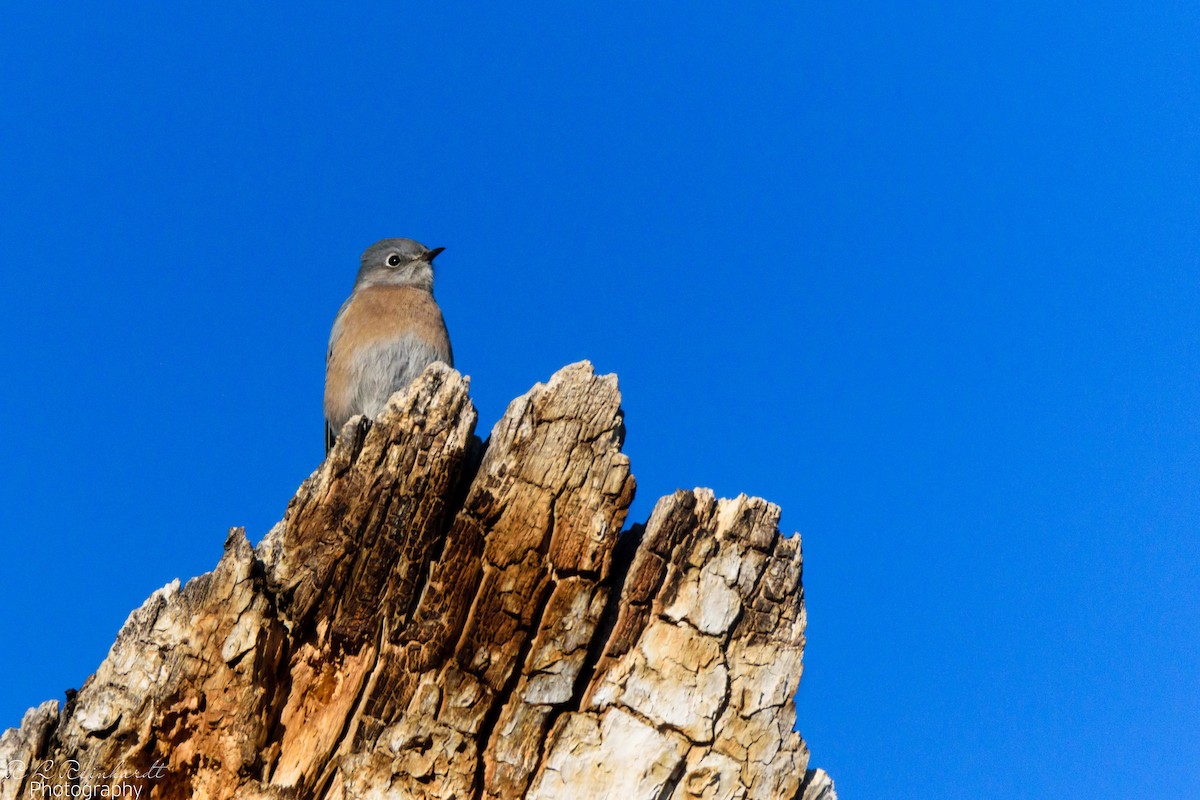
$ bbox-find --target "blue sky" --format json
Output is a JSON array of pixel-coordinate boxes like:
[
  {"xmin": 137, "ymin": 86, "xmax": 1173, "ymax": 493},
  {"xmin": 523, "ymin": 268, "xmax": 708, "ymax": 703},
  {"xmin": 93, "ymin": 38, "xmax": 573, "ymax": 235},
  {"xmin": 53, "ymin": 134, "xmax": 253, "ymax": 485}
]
[{"xmin": 2, "ymin": 3, "xmax": 1198, "ymax": 796}]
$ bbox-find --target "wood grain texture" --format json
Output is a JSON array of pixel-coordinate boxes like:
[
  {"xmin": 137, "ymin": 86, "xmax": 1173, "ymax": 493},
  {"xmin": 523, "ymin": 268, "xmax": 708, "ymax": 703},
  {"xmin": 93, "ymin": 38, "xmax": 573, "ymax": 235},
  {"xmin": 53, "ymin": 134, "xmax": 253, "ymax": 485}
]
[{"xmin": 0, "ymin": 362, "xmax": 834, "ymax": 800}]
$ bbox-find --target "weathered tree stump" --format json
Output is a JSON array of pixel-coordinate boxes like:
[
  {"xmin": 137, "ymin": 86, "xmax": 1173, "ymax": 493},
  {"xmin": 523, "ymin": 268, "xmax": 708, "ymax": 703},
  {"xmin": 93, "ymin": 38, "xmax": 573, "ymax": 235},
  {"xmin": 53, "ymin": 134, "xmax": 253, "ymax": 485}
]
[{"xmin": 0, "ymin": 363, "xmax": 835, "ymax": 800}]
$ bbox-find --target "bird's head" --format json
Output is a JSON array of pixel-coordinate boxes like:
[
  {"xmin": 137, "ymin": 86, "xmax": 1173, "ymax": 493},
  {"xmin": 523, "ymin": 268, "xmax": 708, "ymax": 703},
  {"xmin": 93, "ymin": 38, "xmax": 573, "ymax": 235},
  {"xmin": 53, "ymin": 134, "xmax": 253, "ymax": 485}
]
[{"xmin": 354, "ymin": 238, "xmax": 445, "ymax": 292}]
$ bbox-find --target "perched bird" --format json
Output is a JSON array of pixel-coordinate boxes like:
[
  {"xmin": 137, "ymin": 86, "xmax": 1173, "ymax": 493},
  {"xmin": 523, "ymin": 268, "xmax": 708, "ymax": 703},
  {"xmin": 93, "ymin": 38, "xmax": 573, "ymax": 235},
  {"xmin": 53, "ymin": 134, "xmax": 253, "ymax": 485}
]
[{"xmin": 324, "ymin": 238, "xmax": 453, "ymax": 452}]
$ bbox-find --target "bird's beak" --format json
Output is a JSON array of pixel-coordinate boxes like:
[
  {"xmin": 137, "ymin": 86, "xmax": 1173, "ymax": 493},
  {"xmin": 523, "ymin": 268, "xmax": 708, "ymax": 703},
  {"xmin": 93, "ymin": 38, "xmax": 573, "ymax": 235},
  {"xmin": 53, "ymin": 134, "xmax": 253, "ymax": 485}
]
[{"xmin": 426, "ymin": 247, "xmax": 446, "ymax": 262}]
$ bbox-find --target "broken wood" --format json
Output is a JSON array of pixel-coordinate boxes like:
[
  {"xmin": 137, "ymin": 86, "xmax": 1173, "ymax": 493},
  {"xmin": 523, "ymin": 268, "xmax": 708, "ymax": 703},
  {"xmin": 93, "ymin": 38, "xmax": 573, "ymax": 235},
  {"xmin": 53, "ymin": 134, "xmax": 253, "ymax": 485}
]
[{"xmin": 0, "ymin": 362, "xmax": 834, "ymax": 800}]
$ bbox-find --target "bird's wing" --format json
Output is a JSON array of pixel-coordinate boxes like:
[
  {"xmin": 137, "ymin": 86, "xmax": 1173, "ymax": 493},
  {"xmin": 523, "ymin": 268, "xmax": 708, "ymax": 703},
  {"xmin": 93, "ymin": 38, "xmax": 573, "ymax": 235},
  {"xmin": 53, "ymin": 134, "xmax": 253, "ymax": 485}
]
[
  {"xmin": 327, "ymin": 295, "xmax": 355, "ymax": 365},
  {"xmin": 324, "ymin": 296, "xmax": 356, "ymax": 454}
]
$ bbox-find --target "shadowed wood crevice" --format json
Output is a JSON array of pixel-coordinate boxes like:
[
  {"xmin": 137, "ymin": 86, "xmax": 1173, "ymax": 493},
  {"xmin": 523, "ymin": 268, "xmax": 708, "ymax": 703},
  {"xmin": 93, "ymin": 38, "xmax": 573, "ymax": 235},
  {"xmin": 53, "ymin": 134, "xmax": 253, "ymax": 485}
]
[{"xmin": 0, "ymin": 361, "xmax": 835, "ymax": 800}]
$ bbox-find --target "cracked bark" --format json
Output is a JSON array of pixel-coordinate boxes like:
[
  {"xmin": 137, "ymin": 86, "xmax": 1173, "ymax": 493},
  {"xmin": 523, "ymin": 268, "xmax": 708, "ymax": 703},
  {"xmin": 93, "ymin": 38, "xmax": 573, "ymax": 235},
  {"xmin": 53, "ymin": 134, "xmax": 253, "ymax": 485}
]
[{"xmin": 0, "ymin": 362, "xmax": 836, "ymax": 800}]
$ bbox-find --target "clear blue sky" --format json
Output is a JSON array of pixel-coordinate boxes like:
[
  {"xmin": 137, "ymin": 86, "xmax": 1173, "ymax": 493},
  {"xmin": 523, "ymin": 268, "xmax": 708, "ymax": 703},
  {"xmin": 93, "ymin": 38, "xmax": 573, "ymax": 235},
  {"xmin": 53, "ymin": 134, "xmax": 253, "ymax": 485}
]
[{"xmin": 2, "ymin": 3, "xmax": 1197, "ymax": 796}]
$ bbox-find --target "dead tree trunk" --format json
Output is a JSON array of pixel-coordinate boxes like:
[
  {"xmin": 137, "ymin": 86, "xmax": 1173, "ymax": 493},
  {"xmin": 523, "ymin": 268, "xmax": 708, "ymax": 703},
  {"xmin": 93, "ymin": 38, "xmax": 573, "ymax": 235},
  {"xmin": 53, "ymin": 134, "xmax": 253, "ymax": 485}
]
[{"xmin": 0, "ymin": 362, "xmax": 836, "ymax": 800}]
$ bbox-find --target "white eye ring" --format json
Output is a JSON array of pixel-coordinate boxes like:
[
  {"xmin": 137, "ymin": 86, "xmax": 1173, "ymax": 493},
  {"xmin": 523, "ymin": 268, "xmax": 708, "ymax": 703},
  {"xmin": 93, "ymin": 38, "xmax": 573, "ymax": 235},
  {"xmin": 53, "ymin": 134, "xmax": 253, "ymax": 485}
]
[{"xmin": 387, "ymin": 253, "xmax": 402, "ymax": 267}]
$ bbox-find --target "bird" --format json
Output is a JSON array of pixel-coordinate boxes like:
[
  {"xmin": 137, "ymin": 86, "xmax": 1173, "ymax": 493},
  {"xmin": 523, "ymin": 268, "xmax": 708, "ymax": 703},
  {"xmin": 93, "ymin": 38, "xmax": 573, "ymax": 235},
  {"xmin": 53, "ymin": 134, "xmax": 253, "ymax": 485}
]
[{"xmin": 324, "ymin": 238, "xmax": 453, "ymax": 453}]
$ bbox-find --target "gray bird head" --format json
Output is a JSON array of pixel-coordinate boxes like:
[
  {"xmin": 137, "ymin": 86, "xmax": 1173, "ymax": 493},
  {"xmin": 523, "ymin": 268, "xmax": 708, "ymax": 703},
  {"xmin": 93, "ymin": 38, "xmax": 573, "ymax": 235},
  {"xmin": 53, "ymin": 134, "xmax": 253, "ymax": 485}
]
[{"xmin": 354, "ymin": 238, "xmax": 445, "ymax": 292}]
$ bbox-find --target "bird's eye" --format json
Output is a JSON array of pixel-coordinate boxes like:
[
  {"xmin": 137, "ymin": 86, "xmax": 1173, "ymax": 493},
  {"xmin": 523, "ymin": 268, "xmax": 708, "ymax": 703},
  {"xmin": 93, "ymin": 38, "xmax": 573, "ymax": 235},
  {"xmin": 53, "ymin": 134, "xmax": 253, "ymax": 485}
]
[{"xmin": 387, "ymin": 254, "xmax": 402, "ymax": 267}]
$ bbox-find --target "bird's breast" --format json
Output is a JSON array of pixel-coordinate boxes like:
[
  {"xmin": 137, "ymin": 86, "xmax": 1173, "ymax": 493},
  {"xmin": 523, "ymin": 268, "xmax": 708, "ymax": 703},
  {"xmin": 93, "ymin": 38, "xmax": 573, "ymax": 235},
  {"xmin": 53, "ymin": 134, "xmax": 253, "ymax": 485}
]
[
  {"xmin": 325, "ymin": 285, "xmax": 452, "ymax": 425},
  {"xmin": 332, "ymin": 285, "xmax": 450, "ymax": 353}
]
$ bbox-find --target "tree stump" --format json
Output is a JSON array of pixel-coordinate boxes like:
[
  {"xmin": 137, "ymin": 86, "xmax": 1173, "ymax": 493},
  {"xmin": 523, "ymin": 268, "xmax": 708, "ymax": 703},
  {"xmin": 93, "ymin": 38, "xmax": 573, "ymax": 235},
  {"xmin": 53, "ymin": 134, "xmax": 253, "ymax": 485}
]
[{"xmin": 0, "ymin": 362, "xmax": 835, "ymax": 800}]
